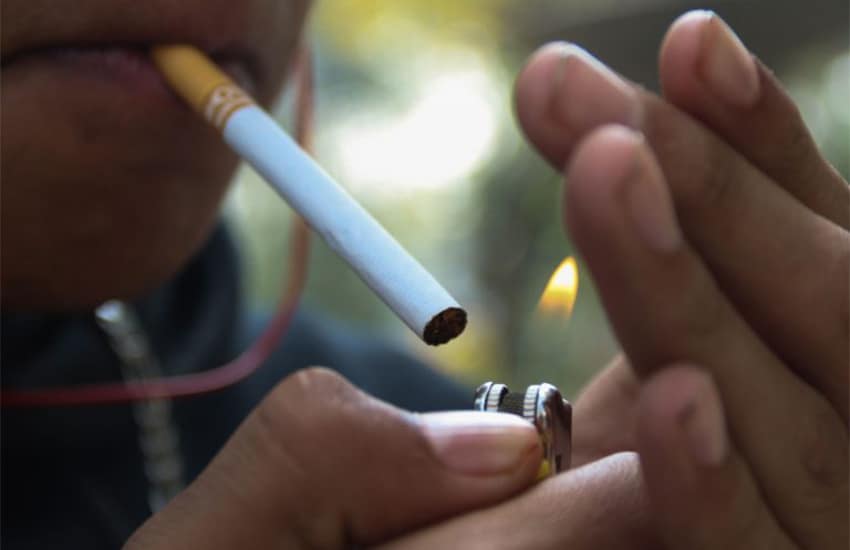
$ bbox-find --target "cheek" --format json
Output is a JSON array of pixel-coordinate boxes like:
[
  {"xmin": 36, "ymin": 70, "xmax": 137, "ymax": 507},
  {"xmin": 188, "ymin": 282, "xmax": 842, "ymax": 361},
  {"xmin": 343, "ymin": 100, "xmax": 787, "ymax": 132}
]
[{"xmin": 245, "ymin": 0, "xmax": 311, "ymax": 105}]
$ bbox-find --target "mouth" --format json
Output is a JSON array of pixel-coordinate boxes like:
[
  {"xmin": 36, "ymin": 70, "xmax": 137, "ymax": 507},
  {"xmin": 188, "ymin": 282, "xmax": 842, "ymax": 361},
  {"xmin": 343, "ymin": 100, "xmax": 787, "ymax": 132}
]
[
  {"xmin": 0, "ymin": 0, "xmax": 311, "ymax": 109},
  {"xmin": 2, "ymin": 43, "xmax": 259, "ymax": 110}
]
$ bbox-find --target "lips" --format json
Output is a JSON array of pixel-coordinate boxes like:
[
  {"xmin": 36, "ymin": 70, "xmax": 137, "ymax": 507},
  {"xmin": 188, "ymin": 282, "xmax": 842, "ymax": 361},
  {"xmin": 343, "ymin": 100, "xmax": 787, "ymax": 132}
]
[
  {"xmin": 0, "ymin": 1, "xmax": 268, "ymax": 96},
  {"xmin": 1, "ymin": 0, "xmax": 309, "ymax": 109},
  {"xmin": 0, "ymin": 45, "xmax": 260, "ymax": 120},
  {"xmin": 4, "ymin": 44, "xmax": 258, "ymax": 97}
]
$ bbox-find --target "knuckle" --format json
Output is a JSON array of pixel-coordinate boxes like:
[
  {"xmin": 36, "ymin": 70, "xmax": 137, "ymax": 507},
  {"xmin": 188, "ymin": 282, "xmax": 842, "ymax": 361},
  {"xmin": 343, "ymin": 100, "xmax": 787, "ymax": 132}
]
[
  {"xmin": 800, "ymin": 228, "xmax": 850, "ymax": 375},
  {"xmin": 279, "ymin": 366, "xmax": 353, "ymax": 399},
  {"xmin": 765, "ymin": 402, "xmax": 850, "ymax": 547},
  {"xmin": 710, "ymin": 458, "xmax": 780, "ymax": 549},
  {"xmin": 784, "ymin": 117, "xmax": 814, "ymax": 165},
  {"xmin": 796, "ymin": 406, "xmax": 849, "ymax": 503},
  {"xmin": 259, "ymin": 367, "xmax": 358, "ymax": 437},
  {"xmin": 243, "ymin": 369, "xmax": 364, "ymax": 504},
  {"xmin": 664, "ymin": 262, "xmax": 730, "ymax": 340},
  {"xmin": 724, "ymin": 499, "xmax": 774, "ymax": 549},
  {"xmin": 769, "ymin": 100, "xmax": 820, "ymax": 176},
  {"xmin": 241, "ymin": 370, "xmax": 350, "ymax": 547},
  {"xmin": 682, "ymin": 140, "xmax": 737, "ymax": 214},
  {"xmin": 644, "ymin": 99, "xmax": 737, "ymax": 217},
  {"xmin": 828, "ymin": 233, "xmax": 850, "ymax": 340}
]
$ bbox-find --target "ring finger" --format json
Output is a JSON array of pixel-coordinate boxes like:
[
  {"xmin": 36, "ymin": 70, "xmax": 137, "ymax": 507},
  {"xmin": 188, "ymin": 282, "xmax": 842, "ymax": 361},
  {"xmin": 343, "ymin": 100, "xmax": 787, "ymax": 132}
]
[{"xmin": 564, "ymin": 125, "xmax": 848, "ymax": 549}]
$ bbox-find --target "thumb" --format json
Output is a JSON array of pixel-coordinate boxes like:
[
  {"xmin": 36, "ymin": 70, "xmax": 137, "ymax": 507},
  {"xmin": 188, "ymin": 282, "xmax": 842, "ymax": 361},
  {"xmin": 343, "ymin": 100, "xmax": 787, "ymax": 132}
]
[
  {"xmin": 125, "ymin": 367, "xmax": 542, "ymax": 549},
  {"xmin": 636, "ymin": 365, "xmax": 794, "ymax": 549}
]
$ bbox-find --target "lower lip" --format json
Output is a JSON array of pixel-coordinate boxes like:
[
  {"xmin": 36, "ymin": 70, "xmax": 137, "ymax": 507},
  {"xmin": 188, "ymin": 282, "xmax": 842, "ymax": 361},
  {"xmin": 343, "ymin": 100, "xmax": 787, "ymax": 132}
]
[
  {"xmin": 5, "ymin": 46, "xmax": 254, "ymax": 110},
  {"xmin": 48, "ymin": 47, "xmax": 173, "ymax": 95}
]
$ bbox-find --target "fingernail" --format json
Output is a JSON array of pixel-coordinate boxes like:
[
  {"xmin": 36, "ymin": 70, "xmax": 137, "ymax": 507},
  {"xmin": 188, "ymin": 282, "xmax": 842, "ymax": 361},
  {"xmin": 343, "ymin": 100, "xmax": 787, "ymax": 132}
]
[
  {"xmin": 678, "ymin": 379, "xmax": 728, "ymax": 467},
  {"xmin": 549, "ymin": 43, "xmax": 642, "ymax": 131},
  {"xmin": 625, "ymin": 137, "xmax": 683, "ymax": 252},
  {"xmin": 700, "ymin": 13, "xmax": 760, "ymax": 107},
  {"xmin": 419, "ymin": 411, "xmax": 540, "ymax": 476}
]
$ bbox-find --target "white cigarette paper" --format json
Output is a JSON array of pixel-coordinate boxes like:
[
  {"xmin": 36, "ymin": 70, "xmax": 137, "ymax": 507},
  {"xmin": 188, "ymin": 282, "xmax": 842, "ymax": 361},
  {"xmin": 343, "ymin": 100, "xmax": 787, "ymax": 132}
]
[{"xmin": 152, "ymin": 46, "xmax": 466, "ymax": 345}]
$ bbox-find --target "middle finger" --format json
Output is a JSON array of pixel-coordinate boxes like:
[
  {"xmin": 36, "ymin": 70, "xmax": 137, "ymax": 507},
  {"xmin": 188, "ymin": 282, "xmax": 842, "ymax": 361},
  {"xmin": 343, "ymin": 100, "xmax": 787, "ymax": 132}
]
[{"xmin": 379, "ymin": 453, "xmax": 657, "ymax": 550}]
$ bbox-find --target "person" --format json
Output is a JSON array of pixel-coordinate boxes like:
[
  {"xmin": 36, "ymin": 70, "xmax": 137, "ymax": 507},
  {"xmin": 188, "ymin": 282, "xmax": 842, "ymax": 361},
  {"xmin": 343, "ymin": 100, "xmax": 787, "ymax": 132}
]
[
  {"xmin": 2, "ymin": 1, "xmax": 468, "ymax": 547},
  {"xmin": 2, "ymin": 2, "xmax": 846, "ymax": 549}
]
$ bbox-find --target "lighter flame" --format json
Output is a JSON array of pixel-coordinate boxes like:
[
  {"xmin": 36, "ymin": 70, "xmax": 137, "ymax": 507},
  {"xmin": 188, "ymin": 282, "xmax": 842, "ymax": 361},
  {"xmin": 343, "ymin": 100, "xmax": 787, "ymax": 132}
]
[{"xmin": 538, "ymin": 257, "xmax": 579, "ymax": 317}]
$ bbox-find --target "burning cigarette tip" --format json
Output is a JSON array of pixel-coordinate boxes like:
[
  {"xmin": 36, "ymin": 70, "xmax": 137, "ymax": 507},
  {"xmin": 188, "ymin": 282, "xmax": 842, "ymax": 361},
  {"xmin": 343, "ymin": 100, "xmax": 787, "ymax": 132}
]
[{"xmin": 423, "ymin": 307, "xmax": 467, "ymax": 346}]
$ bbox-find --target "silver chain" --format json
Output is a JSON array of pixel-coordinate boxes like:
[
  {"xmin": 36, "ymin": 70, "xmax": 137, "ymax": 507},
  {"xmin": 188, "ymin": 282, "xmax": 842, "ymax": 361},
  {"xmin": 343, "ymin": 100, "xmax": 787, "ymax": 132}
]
[{"xmin": 94, "ymin": 300, "xmax": 185, "ymax": 513}]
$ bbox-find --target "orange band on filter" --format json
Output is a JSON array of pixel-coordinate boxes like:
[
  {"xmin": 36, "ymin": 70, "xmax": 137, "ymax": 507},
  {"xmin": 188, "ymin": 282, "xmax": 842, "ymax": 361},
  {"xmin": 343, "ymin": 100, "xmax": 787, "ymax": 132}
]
[
  {"xmin": 150, "ymin": 45, "xmax": 254, "ymax": 129},
  {"xmin": 203, "ymin": 84, "xmax": 254, "ymax": 130}
]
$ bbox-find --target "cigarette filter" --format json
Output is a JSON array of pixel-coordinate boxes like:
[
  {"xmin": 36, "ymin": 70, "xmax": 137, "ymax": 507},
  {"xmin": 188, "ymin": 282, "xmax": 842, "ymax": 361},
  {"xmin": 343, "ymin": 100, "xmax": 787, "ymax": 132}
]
[{"xmin": 151, "ymin": 46, "xmax": 466, "ymax": 345}]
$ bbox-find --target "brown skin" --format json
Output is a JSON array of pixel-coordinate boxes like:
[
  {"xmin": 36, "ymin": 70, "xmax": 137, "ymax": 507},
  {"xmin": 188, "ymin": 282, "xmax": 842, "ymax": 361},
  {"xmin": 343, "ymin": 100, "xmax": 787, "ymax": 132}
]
[
  {"xmin": 127, "ymin": 367, "xmax": 656, "ymax": 550},
  {"xmin": 1, "ymin": 0, "xmax": 309, "ymax": 310},
  {"xmin": 132, "ymin": 12, "xmax": 847, "ymax": 549},
  {"xmin": 3, "ymin": 3, "xmax": 846, "ymax": 548},
  {"xmin": 515, "ymin": 11, "xmax": 849, "ymax": 549}
]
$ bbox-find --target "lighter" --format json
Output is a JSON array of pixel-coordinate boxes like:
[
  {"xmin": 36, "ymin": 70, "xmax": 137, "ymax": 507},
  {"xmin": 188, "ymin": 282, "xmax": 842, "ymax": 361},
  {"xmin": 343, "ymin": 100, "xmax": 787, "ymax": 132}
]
[{"xmin": 474, "ymin": 382, "xmax": 572, "ymax": 477}]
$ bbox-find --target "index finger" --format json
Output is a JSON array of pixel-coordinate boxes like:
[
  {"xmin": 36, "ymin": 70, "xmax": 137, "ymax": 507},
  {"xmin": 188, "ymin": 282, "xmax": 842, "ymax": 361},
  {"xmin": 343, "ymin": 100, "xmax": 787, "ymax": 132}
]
[{"xmin": 377, "ymin": 452, "xmax": 658, "ymax": 550}]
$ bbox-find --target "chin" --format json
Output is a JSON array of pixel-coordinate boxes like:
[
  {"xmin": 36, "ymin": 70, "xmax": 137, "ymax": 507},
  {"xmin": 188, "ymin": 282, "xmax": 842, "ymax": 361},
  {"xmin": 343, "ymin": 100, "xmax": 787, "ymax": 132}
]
[
  {"xmin": 0, "ymin": 89, "xmax": 240, "ymax": 312},
  {"xmin": 0, "ymin": 194, "xmax": 230, "ymax": 312}
]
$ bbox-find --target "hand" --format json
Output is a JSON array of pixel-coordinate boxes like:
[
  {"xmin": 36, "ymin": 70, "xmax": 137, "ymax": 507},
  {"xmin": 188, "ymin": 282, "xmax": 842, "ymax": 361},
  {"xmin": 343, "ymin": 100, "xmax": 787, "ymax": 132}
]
[
  {"xmin": 515, "ymin": 10, "xmax": 849, "ymax": 549},
  {"xmin": 126, "ymin": 368, "xmax": 659, "ymax": 549},
  {"xmin": 125, "ymin": 367, "xmax": 543, "ymax": 548},
  {"xmin": 378, "ymin": 451, "xmax": 655, "ymax": 549}
]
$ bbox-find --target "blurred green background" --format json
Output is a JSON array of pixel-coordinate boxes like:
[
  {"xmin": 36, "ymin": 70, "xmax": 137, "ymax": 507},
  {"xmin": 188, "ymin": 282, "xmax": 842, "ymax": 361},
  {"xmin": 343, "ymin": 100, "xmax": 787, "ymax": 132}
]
[{"xmin": 225, "ymin": 0, "xmax": 849, "ymax": 399}]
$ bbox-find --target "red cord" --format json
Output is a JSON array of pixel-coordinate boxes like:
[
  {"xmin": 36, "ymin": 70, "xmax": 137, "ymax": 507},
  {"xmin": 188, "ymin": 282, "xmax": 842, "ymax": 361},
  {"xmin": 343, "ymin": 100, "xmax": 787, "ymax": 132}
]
[{"xmin": 1, "ymin": 46, "xmax": 315, "ymax": 408}]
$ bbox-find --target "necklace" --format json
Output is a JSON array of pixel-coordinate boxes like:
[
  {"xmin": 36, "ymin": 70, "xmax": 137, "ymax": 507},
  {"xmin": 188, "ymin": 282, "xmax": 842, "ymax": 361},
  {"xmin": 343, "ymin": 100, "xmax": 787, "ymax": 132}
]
[{"xmin": 94, "ymin": 300, "xmax": 185, "ymax": 513}]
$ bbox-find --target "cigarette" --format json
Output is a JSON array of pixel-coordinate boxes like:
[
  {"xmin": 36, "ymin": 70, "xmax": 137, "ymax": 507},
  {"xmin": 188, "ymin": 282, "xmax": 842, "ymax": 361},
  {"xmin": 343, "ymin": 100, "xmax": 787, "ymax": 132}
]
[{"xmin": 150, "ymin": 45, "xmax": 466, "ymax": 345}]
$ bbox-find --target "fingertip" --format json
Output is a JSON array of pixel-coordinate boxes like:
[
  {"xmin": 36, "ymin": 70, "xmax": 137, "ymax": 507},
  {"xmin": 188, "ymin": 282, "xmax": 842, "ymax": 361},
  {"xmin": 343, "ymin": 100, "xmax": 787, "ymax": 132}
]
[
  {"xmin": 636, "ymin": 367, "xmax": 782, "ymax": 549},
  {"xmin": 638, "ymin": 365, "xmax": 714, "ymax": 437},
  {"xmin": 514, "ymin": 41, "xmax": 574, "ymax": 163},
  {"xmin": 658, "ymin": 10, "xmax": 713, "ymax": 100},
  {"xmin": 661, "ymin": 10, "xmax": 762, "ymax": 109},
  {"xmin": 514, "ymin": 42, "xmax": 565, "ymax": 126},
  {"xmin": 637, "ymin": 365, "xmax": 729, "ymax": 470},
  {"xmin": 635, "ymin": 365, "xmax": 718, "ymax": 526},
  {"xmin": 563, "ymin": 125, "xmax": 643, "ymax": 239}
]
